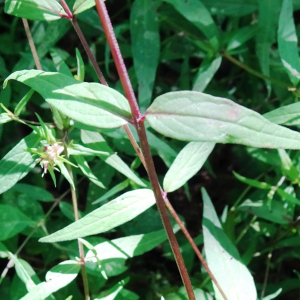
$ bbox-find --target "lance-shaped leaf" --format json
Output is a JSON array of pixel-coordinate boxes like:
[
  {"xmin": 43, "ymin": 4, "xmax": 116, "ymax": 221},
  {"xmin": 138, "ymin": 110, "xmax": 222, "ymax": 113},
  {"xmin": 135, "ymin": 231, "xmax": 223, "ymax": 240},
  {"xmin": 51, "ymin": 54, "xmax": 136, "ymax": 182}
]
[
  {"xmin": 5, "ymin": 0, "xmax": 65, "ymax": 21},
  {"xmin": 20, "ymin": 261, "xmax": 80, "ymax": 300},
  {"xmin": 146, "ymin": 91, "xmax": 300, "ymax": 149},
  {"xmin": 73, "ymin": 0, "xmax": 99, "ymax": 15},
  {"xmin": 255, "ymin": 0, "xmax": 281, "ymax": 94},
  {"xmin": 163, "ymin": 142, "xmax": 214, "ymax": 193},
  {"xmin": 11, "ymin": 183, "xmax": 54, "ymax": 202},
  {"xmin": 0, "ymin": 205, "xmax": 34, "ymax": 241},
  {"xmin": 9, "ymin": 253, "xmax": 36, "ymax": 291},
  {"xmin": 0, "ymin": 131, "xmax": 41, "ymax": 195},
  {"xmin": 193, "ymin": 56, "xmax": 222, "ymax": 92},
  {"xmin": 74, "ymin": 155, "xmax": 106, "ymax": 188},
  {"xmin": 202, "ymin": 188, "xmax": 257, "ymax": 300},
  {"xmin": 81, "ymin": 130, "xmax": 145, "ymax": 186},
  {"xmin": 4, "ymin": 70, "xmax": 132, "ymax": 129},
  {"xmin": 278, "ymin": 0, "xmax": 300, "ymax": 86},
  {"xmin": 39, "ymin": 189, "xmax": 155, "ymax": 243},
  {"xmin": 263, "ymin": 102, "xmax": 300, "ymax": 126},
  {"xmin": 86, "ymin": 224, "xmax": 180, "ymax": 262},
  {"xmin": 238, "ymin": 199, "xmax": 292, "ymax": 224},
  {"xmin": 163, "ymin": 0, "xmax": 219, "ymax": 49},
  {"xmin": 130, "ymin": 0, "xmax": 160, "ymax": 110}
]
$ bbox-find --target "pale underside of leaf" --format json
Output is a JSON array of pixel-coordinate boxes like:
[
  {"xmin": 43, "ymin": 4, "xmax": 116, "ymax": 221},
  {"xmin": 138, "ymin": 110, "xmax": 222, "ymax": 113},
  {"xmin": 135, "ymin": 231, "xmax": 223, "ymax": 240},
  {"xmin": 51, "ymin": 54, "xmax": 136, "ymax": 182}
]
[
  {"xmin": 163, "ymin": 142, "xmax": 215, "ymax": 192},
  {"xmin": 5, "ymin": 0, "xmax": 64, "ymax": 21},
  {"xmin": 146, "ymin": 91, "xmax": 300, "ymax": 149},
  {"xmin": 202, "ymin": 188, "xmax": 257, "ymax": 300},
  {"xmin": 4, "ymin": 70, "xmax": 132, "ymax": 129},
  {"xmin": 39, "ymin": 189, "xmax": 156, "ymax": 243}
]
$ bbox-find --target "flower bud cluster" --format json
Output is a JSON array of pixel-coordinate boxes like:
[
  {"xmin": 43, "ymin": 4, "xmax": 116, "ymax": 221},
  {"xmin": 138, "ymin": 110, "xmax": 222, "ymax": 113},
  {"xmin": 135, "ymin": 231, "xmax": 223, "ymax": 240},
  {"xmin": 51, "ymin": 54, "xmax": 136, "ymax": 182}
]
[{"xmin": 34, "ymin": 142, "xmax": 64, "ymax": 177}]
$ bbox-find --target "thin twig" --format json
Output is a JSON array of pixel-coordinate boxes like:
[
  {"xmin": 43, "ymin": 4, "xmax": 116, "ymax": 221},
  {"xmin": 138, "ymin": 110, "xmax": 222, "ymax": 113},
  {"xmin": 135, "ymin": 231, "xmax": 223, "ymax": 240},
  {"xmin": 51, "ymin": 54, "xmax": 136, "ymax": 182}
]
[
  {"xmin": 222, "ymin": 51, "xmax": 296, "ymax": 91},
  {"xmin": 64, "ymin": 146, "xmax": 90, "ymax": 300},
  {"xmin": 22, "ymin": 19, "xmax": 42, "ymax": 70},
  {"xmin": 261, "ymin": 252, "xmax": 272, "ymax": 299}
]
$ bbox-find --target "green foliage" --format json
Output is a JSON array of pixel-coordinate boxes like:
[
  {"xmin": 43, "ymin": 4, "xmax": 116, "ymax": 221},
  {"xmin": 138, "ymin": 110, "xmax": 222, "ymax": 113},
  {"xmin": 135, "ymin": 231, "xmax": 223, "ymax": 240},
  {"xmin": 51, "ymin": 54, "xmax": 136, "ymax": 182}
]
[{"xmin": 1, "ymin": 0, "xmax": 300, "ymax": 299}]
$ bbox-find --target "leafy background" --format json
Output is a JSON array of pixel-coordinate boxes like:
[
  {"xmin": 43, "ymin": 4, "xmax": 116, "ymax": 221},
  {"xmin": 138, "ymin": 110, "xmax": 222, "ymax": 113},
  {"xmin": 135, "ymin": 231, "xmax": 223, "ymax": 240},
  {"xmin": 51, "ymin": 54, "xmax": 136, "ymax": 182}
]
[{"xmin": 1, "ymin": 0, "xmax": 300, "ymax": 299}]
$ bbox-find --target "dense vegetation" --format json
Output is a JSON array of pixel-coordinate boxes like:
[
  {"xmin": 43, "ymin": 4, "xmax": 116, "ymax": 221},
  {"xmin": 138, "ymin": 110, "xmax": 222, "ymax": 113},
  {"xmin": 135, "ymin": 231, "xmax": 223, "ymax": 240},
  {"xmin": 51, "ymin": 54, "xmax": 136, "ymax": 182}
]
[{"xmin": 1, "ymin": 0, "xmax": 300, "ymax": 299}]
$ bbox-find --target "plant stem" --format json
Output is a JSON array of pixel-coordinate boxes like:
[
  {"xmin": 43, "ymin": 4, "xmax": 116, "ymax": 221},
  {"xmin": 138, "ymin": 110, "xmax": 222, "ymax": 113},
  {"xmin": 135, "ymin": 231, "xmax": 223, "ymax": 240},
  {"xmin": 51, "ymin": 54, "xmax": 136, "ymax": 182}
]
[
  {"xmin": 59, "ymin": 0, "xmax": 73, "ymax": 18},
  {"xmin": 60, "ymin": 3, "xmax": 225, "ymax": 298},
  {"xmin": 95, "ymin": 0, "xmax": 141, "ymax": 123},
  {"xmin": 261, "ymin": 252, "xmax": 272, "ymax": 299},
  {"xmin": 164, "ymin": 196, "xmax": 229, "ymax": 300},
  {"xmin": 64, "ymin": 147, "xmax": 90, "ymax": 300},
  {"xmin": 95, "ymin": 1, "xmax": 195, "ymax": 299},
  {"xmin": 71, "ymin": 16, "xmax": 108, "ymax": 86},
  {"xmin": 137, "ymin": 124, "xmax": 196, "ymax": 300},
  {"xmin": 222, "ymin": 51, "xmax": 293, "ymax": 90},
  {"xmin": 22, "ymin": 19, "xmax": 42, "ymax": 70}
]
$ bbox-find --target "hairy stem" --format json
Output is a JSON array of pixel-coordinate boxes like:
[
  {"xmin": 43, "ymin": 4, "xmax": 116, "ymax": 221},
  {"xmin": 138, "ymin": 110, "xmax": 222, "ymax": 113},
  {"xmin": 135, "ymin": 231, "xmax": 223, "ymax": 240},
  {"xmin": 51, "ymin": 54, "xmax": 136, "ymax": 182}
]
[
  {"xmin": 95, "ymin": 1, "xmax": 195, "ymax": 299},
  {"xmin": 95, "ymin": 0, "xmax": 141, "ymax": 123},
  {"xmin": 164, "ymin": 196, "xmax": 229, "ymax": 300},
  {"xmin": 22, "ymin": 19, "xmax": 42, "ymax": 70},
  {"xmin": 59, "ymin": 2, "xmax": 225, "ymax": 298},
  {"xmin": 137, "ymin": 123, "xmax": 196, "ymax": 300}
]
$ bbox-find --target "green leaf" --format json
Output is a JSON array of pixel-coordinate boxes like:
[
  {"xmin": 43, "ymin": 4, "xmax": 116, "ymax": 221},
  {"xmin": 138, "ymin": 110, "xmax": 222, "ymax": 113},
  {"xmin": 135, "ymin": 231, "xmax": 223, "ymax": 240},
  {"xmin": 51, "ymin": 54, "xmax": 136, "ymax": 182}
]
[
  {"xmin": 146, "ymin": 91, "xmax": 300, "ymax": 149},
  {"xmin": 233, "ymin": 172, "xmax": 272, "ymax": 190},
  {"xmin": 130, "ymin": 0, "xmax": 160, "ymax": 110},
  {"xmin": 14, "ymin": 89, "xmax": 35, "ymax": 117},
  {"xmin": 9, "ymin": 253, "xmax": 36, "ymax": 291},
  {"xmin": 0, "ymin": 113, "xmax": 12, "ymax": 124},
  {"xmin": 5, "ymin": 70, "xmax": 132, "ymax": 129},
  {"xmin": 59, "ymin": 201, "xmax": 82, "ymax": 221},
  {"xmin": 263, "ymin": 102, "xmax": 300, "ymax": 125},
  {"xmin": 234, "ymin": 172, "xmax": 300, "ymax": 206},
  {"xmin": 200, "ymin": 0, "xmax": 257, "ymax": 17},
  {"xmin": 238, "ymin": 199, "xmax": 292, "ymax": 224},
  {"xmin": 278, "ymin": 0, "xmax": 300, "ymax": 86},
  {"xmin": 39, "ymin": 189, "xmax": 156, "ymax": 242},
  {"xmin": 56, "ymin": 161, "xmax": 75, "ymax": 190},
  {"xmin": 227, "ymin": 25, "xmax": 258, "ymax": 51},
  {"xmin": 20, "ymin": 261, "xmax": 80, "ymax": 300},
  {"xmin": 0, "ymin": 131, "xmax": 41, "ymax": 195},
  {"xmin": 201, "ymin": 188, "xmax": 257, "ymax": 300},
  {"xmin": 81, "ymin": 130, "xmax": 146, "ymax": 186},
  {"xmin": 92, "ymin": 180, "xmax": 129, "ymax": 204},
  {"xmin": 262, "ymin": 289, "xmax": 282, "ymax": 300},
  {"xmin": 94, "ymin": 279, "xmax": 126, "ymax": 300},
  {"xmin": 0, "ymin": 205, "xmax": 34, "ymax": 241},
  {"xmin": 255, "ymin": 0, "xmax": 281, "ymax": 94},
  {"xmin": 74, "ymin": 155, "xmax": 106, "ymax": 188},
  {"xmin": 0, "ymin": 242, "xmax": 8, "ymax": 258},
  {"xmin": 73, "ymin": 0, "xmax": 98, "ymax": 15},
  {"xmin": 193, "ymin": 56, "xmax": 222, "ymax": 92},
  {"xmin": 163, "ymin": 142, "xmax": 214, "ymax": 193},
  {"xmin": 11, "ymin": 183, "xmax": 54, "ymax": 202},
  {"xmin": 278, "ymin": 149, "xmax": 300, "ymax": 182},
  {"xmin": 163, "ymin": 0, "xmax": 219, "ymax": 50},
  {"xmin": 75, "ymin": 48, "xmax": 85, "ymax": 82},
  {"xmin": 86, "ymin": 224, "xmax": 180, "ymax": 261},
  {"xmin": 5, "ymin": 0, "xmax": 65, "ymax": 21},
  {"xmin": 50, "ymin": 49, "xmax": 73, "ymax": 78}
]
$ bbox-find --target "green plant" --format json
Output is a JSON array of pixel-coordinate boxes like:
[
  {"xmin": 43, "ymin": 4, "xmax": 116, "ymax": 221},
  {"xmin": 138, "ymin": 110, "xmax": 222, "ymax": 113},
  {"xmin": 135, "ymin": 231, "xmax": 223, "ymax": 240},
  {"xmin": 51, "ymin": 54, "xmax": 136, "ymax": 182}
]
[{"xmin": 1, "ymin": 0, "xmax": 300, "ymax": 299}]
